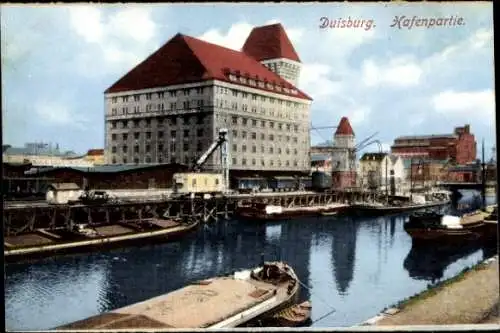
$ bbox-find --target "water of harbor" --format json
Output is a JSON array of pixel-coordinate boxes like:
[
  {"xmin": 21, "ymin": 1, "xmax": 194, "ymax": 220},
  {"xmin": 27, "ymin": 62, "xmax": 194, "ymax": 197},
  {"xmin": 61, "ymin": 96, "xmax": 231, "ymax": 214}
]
[{"xmin": 4, "ymin": 191, "xmax": 497, "ymax": 329}]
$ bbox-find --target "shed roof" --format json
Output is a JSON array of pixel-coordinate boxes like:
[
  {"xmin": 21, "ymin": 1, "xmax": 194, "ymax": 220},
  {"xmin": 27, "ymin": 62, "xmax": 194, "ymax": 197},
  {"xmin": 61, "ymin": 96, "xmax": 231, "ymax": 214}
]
[
  {"xmin": 49, "ymin": 183, "xmax": 80, "ymax": 191},
  {"xmin": 25, "ymin": 163, "xmax": 189, "ymax": 175},
  {"xmin": 395, "ymin": 134, "xmax": 458, "ymax": 141}
]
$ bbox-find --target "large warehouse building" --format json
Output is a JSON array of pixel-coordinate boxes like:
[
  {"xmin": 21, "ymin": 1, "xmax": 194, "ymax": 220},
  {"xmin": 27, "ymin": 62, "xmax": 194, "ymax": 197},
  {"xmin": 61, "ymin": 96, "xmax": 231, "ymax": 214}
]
[
  {"xmin": 104, "ymin": 23, "xmax": 312, "ymax": 173},
  {"xmin": 391, "ymin": 124, "xmax": 477, "ymax": 165}
]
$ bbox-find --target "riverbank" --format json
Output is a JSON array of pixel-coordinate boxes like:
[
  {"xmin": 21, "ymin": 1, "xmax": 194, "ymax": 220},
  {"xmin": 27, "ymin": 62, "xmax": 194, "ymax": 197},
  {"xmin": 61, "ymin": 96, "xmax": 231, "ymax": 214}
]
[{"xmin": 362, "ymin": 256, "xmax": 499, "ymax": 326}]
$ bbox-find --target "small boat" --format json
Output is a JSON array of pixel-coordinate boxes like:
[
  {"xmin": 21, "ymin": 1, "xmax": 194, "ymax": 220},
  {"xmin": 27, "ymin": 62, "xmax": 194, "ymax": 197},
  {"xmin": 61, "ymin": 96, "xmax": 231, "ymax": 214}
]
[
  {"xmin": 266, "ymin": 301, "xmax": 312, "ymax": 327},
  {"xmin": 55, "ymin": 261, "xmax": 300, "ymax": 329},
  {"xmin": 4, "ymin": 218, "xmax": 199, "ymax": 263},
  {"xmin": 404, "ymin": 208, "xmax": 495, "ymax": 244}
]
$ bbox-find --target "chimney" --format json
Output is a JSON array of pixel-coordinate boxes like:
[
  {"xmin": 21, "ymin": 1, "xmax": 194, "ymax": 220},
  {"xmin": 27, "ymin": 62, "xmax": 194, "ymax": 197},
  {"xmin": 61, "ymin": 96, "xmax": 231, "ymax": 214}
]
[{"xmin": 464, "ymin": 124, "xmax": 470, "ymax": 133}]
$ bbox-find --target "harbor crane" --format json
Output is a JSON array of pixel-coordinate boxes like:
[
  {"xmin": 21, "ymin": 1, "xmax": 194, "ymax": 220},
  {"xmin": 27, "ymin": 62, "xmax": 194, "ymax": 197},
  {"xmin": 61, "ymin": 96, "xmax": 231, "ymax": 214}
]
[{"xmin": 191, "ymin": 128, "xmax": 230, "ymax": 192}]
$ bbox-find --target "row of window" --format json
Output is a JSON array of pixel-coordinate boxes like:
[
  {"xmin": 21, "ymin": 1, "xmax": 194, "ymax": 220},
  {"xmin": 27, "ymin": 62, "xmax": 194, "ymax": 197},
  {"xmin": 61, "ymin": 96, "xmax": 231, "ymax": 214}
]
[
  {"xmin": 230, "ymin": 117, "xmax": 299, "ymax": 131},
  {"xmin": 110, "ymin": 155, "xmax": 304, "ymax": 168},
  {"xmin": 110, "ymin": 141, "xmax": 204, "ymax": 154},
  {"xmin": 224, "ymin": 74, "xmax": 299, "ymax": 95},
  {"xmin": 111, "ymin": 129, "xmax": 204, "ymax": 141},
  {"xmin": 232, "ymin": 157, "xmax": 301, "ymax": 167},
  {"xmin": 222, "ymin": 89, "xmax": 298, "ymax": 107},
  {"xmin": 215, "ymin": 86, "xmax": 305, "ymax": 108},
  {"xmin": 232, "ymin": 144, "xmax": 299, "ymax": 155},
  {"xmin": 110, "ymin": 83, "xmax": 305, "ymax": 108},
  {"xmin": 230, "ymin": 130, "xmax": 300, "ymax": 143},
  {"xmin": 111, "ymin": 88, "xmax": 206, "ymax": 104},
  {"xmin": 111, "ymin": 100, "xmax": 206, "ymax": 116},
  {"xmin": 109, "ymin": 116, "xmax": 205, "ymax": 129}
]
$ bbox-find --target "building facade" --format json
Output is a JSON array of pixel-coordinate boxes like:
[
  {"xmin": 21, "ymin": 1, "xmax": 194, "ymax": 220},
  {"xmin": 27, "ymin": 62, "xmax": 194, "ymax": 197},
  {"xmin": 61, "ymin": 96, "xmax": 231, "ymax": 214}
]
[
  {"xmin": 331, "ymin": 117, "xmax": 357, "ymax": 189},
  {"xmin": 86, "ymin": 149, "xmax": 105, "ymax": 165},
  {"xmin": 359, "ymin": 153, "xmax": 406, "ymax": 190},
  {"xmin": 391, "ymin": 124, "xmax": 477, "ymax": 164},
  {"xmin": 104, "ymin": 23, "xmax": 312, "ymax": 173}
]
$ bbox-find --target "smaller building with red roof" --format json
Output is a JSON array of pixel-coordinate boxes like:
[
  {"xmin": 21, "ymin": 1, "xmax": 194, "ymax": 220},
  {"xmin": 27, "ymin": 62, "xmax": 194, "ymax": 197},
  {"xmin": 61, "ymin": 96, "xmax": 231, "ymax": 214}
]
[{"xmin": 331, "ymin": 117, "xmax": 357, "ymax": 189}]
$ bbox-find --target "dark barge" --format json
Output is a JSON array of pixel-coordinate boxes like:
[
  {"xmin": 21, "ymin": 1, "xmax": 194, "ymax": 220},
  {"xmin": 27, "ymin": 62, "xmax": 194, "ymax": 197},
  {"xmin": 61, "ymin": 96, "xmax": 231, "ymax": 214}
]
[
  {"xmin": 4, "ymin": 218, "xmax": 199, "ymax": 263},
  {"xmin": 403, "ymin": 205, "xmax": 497, "ymax": 245}
]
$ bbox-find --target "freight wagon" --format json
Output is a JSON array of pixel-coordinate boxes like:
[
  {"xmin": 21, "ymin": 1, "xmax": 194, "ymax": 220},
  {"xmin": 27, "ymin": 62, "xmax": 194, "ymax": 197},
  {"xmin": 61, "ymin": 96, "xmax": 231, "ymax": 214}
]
[
  {"xmin": 311, "ymin": 171, "xmax": 332, "ymax": 192},
  {"xmin": 172, "ymin": 172, "xmax": 224, "ymax": 198},
  {"xmin": 268, "ymin": 176, "xmax": 298, "ymax": 192},
  {"xmin": 233, "ymin": 177, "xmax": 268, "ymax": 194}
]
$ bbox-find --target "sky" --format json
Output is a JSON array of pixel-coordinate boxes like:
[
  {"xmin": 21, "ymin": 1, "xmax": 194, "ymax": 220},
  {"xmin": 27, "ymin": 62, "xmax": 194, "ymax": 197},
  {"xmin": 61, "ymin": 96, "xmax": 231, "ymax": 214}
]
[{"xmin": 1, "ymin": 3, "xmax": 495, "ymax": 158}]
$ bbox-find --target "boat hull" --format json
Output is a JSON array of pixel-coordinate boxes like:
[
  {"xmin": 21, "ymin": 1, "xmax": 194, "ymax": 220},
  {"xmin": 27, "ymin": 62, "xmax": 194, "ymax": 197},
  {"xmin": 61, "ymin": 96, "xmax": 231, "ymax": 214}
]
[
  {"xmin": 350, "ymin": 200, "xmax": 450, "ymax": 217},
  {"xmin": 404, "ymin": 209, "xmax": 497, "ymax": 245},
  {"xmin": 56, "ymin": 262, "xmax": 300, "ymax": 329},
  {"xmin": 236, "ymin": 205, "xmax": 348, "ymax": 221},
  {"xmin": 4, "ymin": 220, "xmax": 199, "ymax": 263}
]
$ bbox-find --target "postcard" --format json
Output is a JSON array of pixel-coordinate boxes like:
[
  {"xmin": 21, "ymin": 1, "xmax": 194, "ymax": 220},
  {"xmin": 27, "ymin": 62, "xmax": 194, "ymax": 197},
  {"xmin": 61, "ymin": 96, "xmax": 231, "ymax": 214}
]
[{"xmin": 2, "ymin": 2, "xmax": 497, "ymax": 330}]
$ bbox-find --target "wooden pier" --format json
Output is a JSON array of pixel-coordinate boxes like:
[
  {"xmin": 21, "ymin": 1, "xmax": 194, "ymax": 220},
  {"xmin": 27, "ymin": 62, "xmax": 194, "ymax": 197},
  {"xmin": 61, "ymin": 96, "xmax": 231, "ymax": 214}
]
[{"xmin": 3, "ymin": 191, "xmax": 379, "ymax": 237}]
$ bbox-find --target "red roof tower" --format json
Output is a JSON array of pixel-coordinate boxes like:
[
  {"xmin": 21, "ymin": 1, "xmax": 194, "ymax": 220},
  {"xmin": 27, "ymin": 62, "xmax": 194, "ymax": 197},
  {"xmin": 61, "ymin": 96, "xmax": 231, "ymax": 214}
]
[
  {"xmin": 242, "ymin": 23, "xmax": 301, "ymax": 62},
  {"xmin": 335, "ymin": 117, "xmax": 355, "ymax": 136}
]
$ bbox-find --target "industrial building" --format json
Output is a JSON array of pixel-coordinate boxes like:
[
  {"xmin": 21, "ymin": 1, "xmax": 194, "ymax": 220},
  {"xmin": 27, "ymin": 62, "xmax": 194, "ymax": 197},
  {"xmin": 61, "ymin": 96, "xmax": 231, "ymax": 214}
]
[
  {"xmin": 2, "ymin": 143, "xmax": 104, "ymax": 167},
  {"xmin": 391, "ymin": 124, "xmax": 477, "ymax": 164},
  {"xmin": 23, "ymin": 164, "xmax": 189, "ymax": 190},
  {"xmin": 104, "ymin": 23, "xmax": 312, "ymax": 173}
]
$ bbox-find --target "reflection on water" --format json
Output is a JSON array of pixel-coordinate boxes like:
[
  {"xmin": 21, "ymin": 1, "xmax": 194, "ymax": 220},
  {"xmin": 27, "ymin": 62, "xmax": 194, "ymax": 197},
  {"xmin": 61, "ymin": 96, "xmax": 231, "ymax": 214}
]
[
  {"xmin": 5, "ymin": 192, "xmax": 497, "ymax": 329},
  {"xmin": 404, "ymin": 243, "xmax": 494, "ymax": 283}
]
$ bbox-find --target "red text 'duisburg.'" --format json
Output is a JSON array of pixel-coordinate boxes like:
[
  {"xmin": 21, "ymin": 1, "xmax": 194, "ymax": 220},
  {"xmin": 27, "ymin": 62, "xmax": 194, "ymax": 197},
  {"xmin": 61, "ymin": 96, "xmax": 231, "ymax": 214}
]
[{"xmin": 319, "ymin": 17, "xmax": 375, "ymax": 31}]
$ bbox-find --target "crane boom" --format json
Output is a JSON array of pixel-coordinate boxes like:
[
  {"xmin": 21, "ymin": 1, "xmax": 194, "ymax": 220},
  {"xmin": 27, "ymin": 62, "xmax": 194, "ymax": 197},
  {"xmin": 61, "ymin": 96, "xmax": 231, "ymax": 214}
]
[{"xmin": 193, "ymin": 128, "xmax": 229, "ymax": 171}]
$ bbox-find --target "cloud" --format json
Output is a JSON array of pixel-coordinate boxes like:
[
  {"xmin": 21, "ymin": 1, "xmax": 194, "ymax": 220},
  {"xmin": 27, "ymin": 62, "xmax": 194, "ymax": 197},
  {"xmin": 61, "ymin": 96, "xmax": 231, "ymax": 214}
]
[
  {"xmin": 198, "ymin": 22, "xmax": 254, "ymax": 50},
  {"xmin": 349, "ymin": 107, "xmax": 371, "ymax": 126},
  {"xmin": 432, "ymin": 89, "xmax": 495, "ymax": 120},
  {"xmin": 265, "ymin": 18, "xmax": 304, "ymax": 44},
  {"xmin": 35, "ymin": 101, "xmax": 89, "ymax": 129},
  {"xmin": 421, "ymin": 28, "xmax": 493, "ymax": 79},
  {"xmin": 68, "ymin": 6, "xmax": 159, "ymax": 76},
  {"xmin": 198, "ymin": 20, "xmax": 304, "ymax": 51},
  {"xmin": 361, "ymin": 57, "xmax": 422, "ymax": 88},
  {"xmin": 68, "ymin": 6, "xmax": 103, "ymax": 43},
  {"xmin": 299, "ymin": 63, "xmax": 342, "ymax": 101}
]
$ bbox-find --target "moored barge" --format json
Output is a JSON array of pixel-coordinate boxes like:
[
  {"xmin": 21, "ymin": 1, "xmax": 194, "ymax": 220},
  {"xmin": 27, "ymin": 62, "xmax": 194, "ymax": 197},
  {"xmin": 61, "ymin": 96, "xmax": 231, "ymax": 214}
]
[
  {"xmin": 236, "ymin": 202, "xmax": 349, "ymax": 221},
  {"xmin": 404, "ymin": 205, "xmax": 497, "ymax": 244},
  {"xmin": 350, "ymin": 199, "xmax": 451, "ymax": 216},
  {"xmin": 55, "ymin": 261, "xmax": 300, "ymax": 329},
  {"xmin": 4, "ymin": 218, "xmax": 199, "ymax": 263}
]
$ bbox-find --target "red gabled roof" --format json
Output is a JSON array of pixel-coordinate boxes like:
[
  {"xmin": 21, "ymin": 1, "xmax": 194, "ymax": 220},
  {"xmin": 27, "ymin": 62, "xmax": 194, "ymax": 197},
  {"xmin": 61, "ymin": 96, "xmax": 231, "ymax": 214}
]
[
  {"xmin": 242, "ymin": 23, "xmax": 301, "ymax": 63},
  {"xmin": 87, "ymin": 149, "xmax": 104, "ymax": 156},
  {"xmin": 335, "ymin": 117, "xmax": 355, "ymax": 136},
  {"xmin": 105, "ymin": 33, "xmax": 310, "ymax": 100}
]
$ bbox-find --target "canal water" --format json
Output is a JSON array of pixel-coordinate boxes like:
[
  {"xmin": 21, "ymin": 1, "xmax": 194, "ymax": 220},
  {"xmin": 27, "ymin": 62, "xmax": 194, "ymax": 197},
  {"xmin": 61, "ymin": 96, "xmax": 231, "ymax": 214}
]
[{"xmin": 5, "ymin": 192, "xmax": 497, "ymax": 329}]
